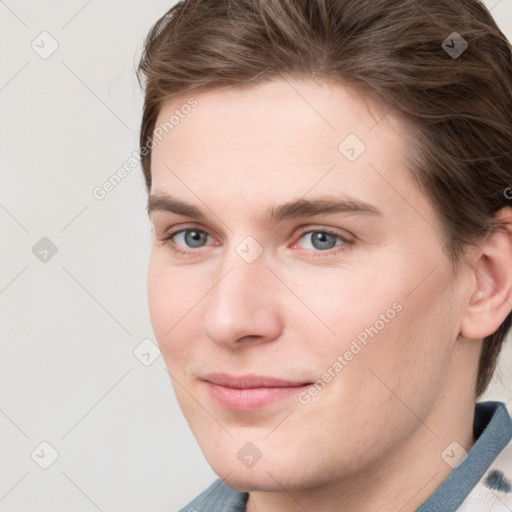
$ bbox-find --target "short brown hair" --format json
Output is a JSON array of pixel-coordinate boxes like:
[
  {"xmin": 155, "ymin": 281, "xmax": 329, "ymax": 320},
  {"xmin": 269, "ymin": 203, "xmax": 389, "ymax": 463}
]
[{"xmin": 137, "ymin": 0, "xmax": 512, "ymax": 397}]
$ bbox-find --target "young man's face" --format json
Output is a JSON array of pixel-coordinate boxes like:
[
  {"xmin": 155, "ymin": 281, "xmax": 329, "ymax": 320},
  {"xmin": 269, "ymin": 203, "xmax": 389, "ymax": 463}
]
[{"xmin": 147, "ymin": 79, "xmax": 477, "ymax": 492}]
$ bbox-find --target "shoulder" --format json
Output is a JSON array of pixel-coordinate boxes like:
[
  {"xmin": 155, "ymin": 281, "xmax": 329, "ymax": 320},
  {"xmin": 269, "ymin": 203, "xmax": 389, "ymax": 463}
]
[{"xmin": 178, "ymin": 478, "xmax": 249, "ymax": 512}]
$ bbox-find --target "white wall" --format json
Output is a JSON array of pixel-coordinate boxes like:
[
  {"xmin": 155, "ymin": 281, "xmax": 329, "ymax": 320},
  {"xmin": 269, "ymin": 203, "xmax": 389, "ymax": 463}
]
[{"xmin": 0, "ymin": 1, "xmax": 511, "ymax": 510}]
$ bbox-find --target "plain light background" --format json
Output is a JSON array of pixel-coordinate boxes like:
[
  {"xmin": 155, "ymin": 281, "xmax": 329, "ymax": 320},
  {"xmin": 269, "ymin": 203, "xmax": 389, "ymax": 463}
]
[{"xmin": 0, "ymin": 1, "xmax": 511, "ymax": 511}]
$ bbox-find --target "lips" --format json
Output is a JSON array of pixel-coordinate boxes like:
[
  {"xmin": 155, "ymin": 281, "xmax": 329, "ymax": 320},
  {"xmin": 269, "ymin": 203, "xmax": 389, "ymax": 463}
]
[{"xmin": 202, "ymin": 373, "xmax": 312, "ymax": 411}]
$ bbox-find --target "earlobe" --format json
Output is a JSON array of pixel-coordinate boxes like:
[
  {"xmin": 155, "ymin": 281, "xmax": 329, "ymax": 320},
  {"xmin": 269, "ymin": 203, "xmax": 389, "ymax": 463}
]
[{"xmin": 461, "ymin": 207, "xmax": 512, "ymax": 340}]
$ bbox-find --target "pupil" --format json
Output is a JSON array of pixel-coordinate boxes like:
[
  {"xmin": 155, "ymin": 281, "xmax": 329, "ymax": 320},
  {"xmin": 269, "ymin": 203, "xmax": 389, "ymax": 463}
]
[{"xmin": 185, "ymin": 230, "xmax": 206, "ymax": 248}]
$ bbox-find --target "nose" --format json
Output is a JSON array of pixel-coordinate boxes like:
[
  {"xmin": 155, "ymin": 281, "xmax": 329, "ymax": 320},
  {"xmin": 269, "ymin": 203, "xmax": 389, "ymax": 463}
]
[{"xmin": 202, "ymin": 247, "xmax": 283, "ymax": 349}]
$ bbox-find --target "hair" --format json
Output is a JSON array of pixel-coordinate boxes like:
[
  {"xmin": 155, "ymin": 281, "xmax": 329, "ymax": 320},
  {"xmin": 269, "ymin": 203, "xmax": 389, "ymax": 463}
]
[{"xmin": 137, "ymin": 0, "xmax": 512, "ymax": 397}]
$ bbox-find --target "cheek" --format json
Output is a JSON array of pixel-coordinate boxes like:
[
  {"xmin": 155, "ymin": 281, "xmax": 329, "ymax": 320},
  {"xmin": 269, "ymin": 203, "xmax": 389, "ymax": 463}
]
[
  {"xmin": 277, "ymin": 262, "xmax": 402, "ymax": 347},
  {"xmin": 345, "ymin": 270, "xmax": 459, "ymax": 412},
  {"xmin": 293, "ymin": 260, "xmax": 457, "ymax": 395},
  {"xmin": 147, "ymin": 260, "xmax": 174, "ymax": 342},
  {"xmin": 147, "ymin": 255, "xmax": 206, "ymax": 361}
]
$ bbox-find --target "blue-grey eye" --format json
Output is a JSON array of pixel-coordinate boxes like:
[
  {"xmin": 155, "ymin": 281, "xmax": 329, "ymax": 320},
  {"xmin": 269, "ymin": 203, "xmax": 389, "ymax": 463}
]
[
  {"xmin": 179, "ymin": 229, "xmax": 209, "ymax": 248},
  {"xmin": 301, "ymin": 231, "xmax": 341, "ymax": 251},
  {"xmin": 311, "ymin": 232, "xmax": 337, "ymax": 250}
]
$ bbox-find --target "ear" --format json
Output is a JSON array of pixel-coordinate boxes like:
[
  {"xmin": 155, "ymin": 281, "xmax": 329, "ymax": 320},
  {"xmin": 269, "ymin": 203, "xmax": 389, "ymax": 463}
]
[{"xmin": 460, "ymin": 207, "xmax": 512, "ymax": 340}]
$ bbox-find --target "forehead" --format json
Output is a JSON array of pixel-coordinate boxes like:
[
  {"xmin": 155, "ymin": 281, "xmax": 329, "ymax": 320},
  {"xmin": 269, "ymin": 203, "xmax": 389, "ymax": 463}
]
[
  {"xmin": 152, "ymin": 78, "xmax": 405, "ymax": 166},
  {"xmin": 149, "ymin": 78, "xmax": 433, "ymax": 230}
]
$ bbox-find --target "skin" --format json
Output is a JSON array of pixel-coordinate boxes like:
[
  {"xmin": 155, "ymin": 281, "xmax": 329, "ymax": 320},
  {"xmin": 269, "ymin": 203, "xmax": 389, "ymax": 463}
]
[{"xmin": 146, "ymin": 78, "xmax": 512, "ymax": 511}]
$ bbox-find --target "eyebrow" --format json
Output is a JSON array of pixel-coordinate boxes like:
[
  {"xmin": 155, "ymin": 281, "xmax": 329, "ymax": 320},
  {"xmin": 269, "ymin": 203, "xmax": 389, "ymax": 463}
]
[{"xmin": 147, "ymin": 193, "xmax": 383, "ymax": 223}]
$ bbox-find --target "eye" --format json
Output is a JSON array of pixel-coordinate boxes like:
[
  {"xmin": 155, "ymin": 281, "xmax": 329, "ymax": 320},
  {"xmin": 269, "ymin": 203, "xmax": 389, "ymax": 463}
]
[
  {"xmin": 295, "ymin": 229, "xmax": 351, "ymax": 252},
  {"xmin": 158, "ymin": 227, "xmax": 215, "ymax": 253},
  {"xmin": 175, "ymin": 229, "xmax": 210, "ymax": 248},
  {"xmin": 157, "ymin": 225, "xmax": 353, "ymax": 257}
]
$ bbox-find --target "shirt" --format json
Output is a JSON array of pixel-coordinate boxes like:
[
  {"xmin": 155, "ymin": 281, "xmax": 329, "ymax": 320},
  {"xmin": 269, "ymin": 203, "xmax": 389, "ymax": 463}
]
[{"xmin": 178, "ymin": 401, "xmax": 512, "ymax": 512}]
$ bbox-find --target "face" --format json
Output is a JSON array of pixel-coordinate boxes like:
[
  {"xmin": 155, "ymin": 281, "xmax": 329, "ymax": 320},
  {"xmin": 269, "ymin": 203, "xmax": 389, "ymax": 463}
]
[{"xmin": 147, "ymin": 78, "xmax": 471, "ymax": 492}]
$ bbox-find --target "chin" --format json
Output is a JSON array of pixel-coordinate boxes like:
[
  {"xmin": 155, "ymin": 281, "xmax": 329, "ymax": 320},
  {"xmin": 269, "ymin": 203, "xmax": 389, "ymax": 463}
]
[
  {"xmin": 219, "ymin": 468, "xmax": 285, "ymax": 493},
  {"xmin": 207, "ymin": 447, "xmax": 322, "ymax": 493}
]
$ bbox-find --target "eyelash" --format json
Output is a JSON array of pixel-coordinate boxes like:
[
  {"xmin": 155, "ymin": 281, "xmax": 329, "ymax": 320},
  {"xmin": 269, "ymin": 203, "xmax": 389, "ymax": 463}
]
[{"xmin": 157, "ymin": 224, "xmax": 354, "ymax": 258}]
